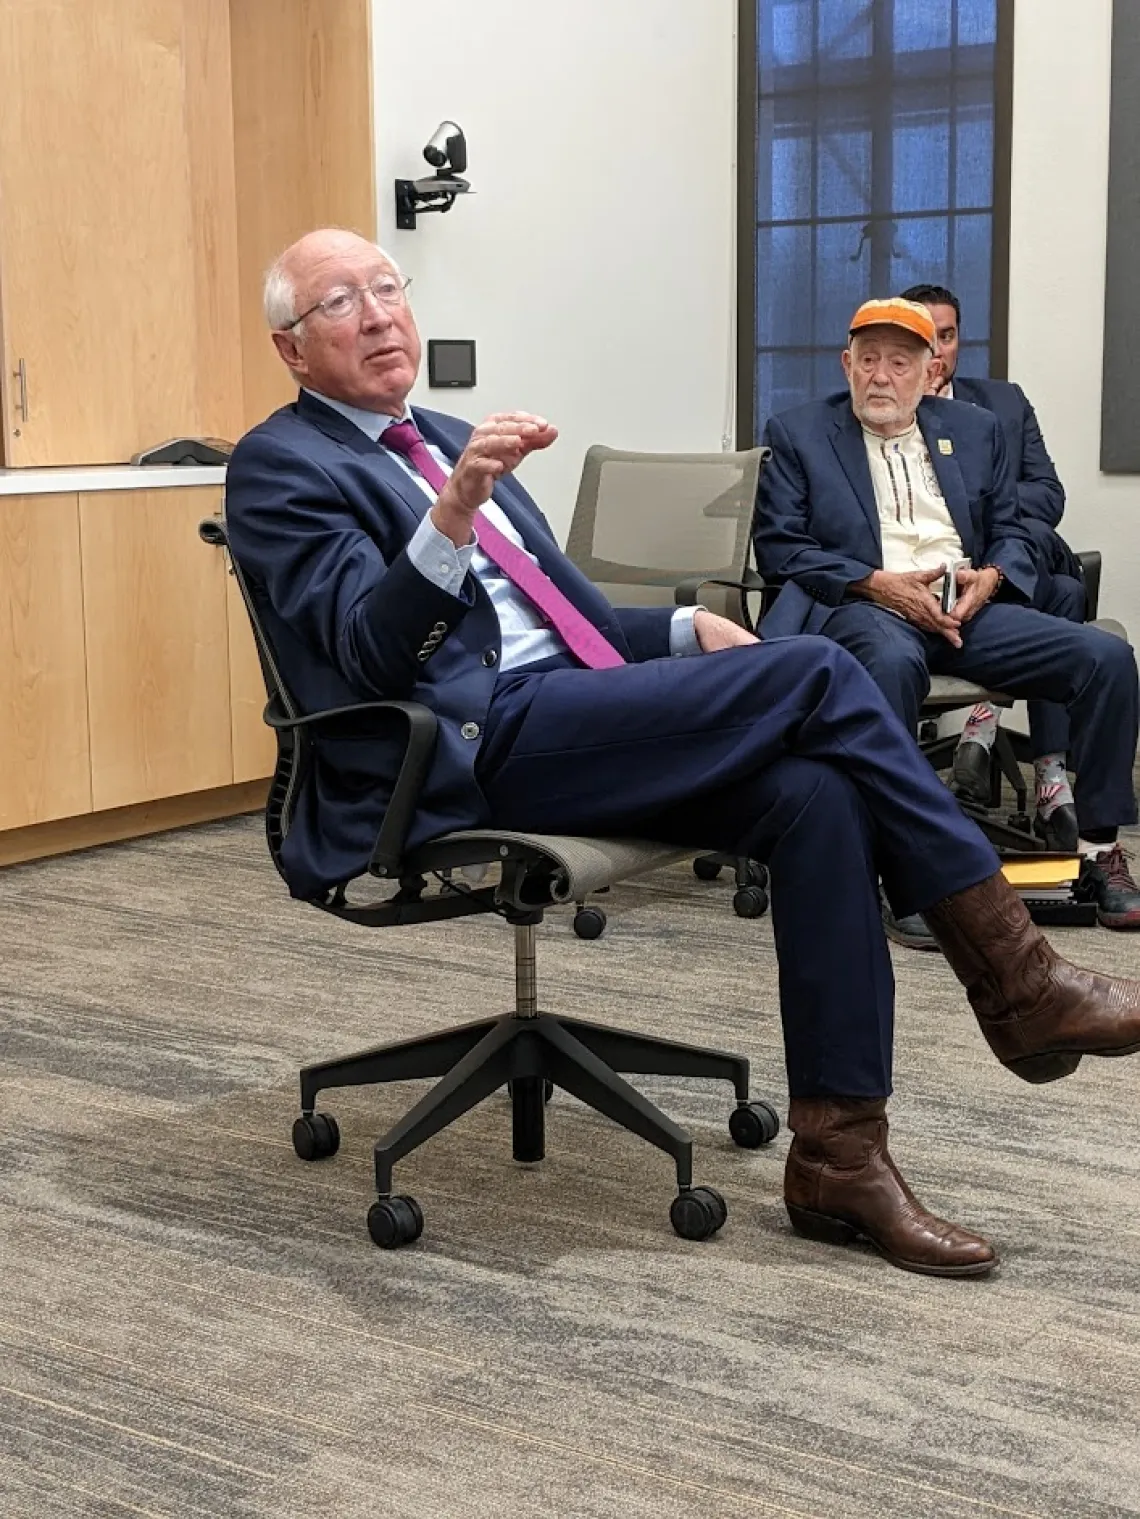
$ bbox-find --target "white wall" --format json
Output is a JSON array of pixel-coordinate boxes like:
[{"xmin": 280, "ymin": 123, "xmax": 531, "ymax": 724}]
[
  {"xmin": 1007, "ymin": 0, "xmax": 1140, "ymax": 628},
  {"xmin": 372, "ymin": 0, "xmax": 737, "ymax": 541}
]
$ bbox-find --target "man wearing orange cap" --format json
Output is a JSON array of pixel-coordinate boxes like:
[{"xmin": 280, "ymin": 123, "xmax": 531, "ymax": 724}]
[{"xmin": 753, "ymin": 297, "xmax": 1140, "ymax": 947}]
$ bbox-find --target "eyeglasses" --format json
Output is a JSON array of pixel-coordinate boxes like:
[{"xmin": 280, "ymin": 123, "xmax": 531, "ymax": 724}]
[{"xmin": 285, "ymin": 274, "xmax": 413, "ymax": 330}]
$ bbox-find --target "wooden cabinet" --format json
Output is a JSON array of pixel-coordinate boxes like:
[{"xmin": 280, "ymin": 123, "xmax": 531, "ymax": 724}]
[
  {"xmin": 80, "ymin": 487, "xmax": 234, "ymax": 809},
  {"xmin": 0, "ymin": 494, "xmax": 91, "ymax": 828},
  {"xmin": 230, "ymin": 0, "xmax": 376, "ymax": 430},
  {"xmin": 0, "ymin": 0, "xmax": 242, "ymax": 466}
]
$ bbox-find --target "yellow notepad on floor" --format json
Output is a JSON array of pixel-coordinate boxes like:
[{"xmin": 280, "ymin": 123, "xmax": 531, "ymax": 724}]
[{"xmin": 1001, "ymin": 854, "xmax": 1082, "ymax": 890}]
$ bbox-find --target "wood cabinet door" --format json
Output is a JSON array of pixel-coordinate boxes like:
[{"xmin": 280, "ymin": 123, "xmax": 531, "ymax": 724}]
[
  {"xmin": 0, "ymin": 493, "xmax": 91, "ymax": 828},
  {"xmin": 225, "ymin": 567, "xmax": 276, "ymax": 783},
  {"xmin": 0, "ymin": 0, "xmax": 241, "ymax": 466},
  {"xmin": 81, "ymin": 487, "xmax": 233, "ymax": 809}
]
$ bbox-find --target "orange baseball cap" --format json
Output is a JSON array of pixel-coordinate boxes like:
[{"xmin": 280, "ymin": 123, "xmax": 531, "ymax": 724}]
[{"xmin": 848, "ymin": 297, "xmax": 936, "ymax": 351}]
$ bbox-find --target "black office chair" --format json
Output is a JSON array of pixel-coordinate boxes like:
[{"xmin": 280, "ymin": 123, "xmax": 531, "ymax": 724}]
[{"xmin": 200, "ymin": 518, "xmax": 780, "ymax": 1250}]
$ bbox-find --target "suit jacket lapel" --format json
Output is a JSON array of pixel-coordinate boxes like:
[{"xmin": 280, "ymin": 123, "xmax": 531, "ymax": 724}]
[
  {"xmin": 830, "ymin": 407, "xmax": 882, "ymax": 551},
  {"xmin": 296, "ymin": 390, "xmax": 432, "ymax": 533},
  {"xmin": 917, "ymin": 407, "xmax": 974, "ymax": 556}
]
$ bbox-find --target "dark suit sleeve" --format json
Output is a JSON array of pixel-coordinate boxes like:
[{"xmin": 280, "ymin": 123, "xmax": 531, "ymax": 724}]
[
  {"xmin": 225, "ymin": 430, "xmax": 475, "ymax": 701},
  {"xmin": 1012, "ymin": 385, "xmax": 1066, "ymax": 530},
  {"xmin": 752, "ymin": 414, "xmax": 877, "ymax": 604},
  {"xmin": 977, "ymin": 415, "xmax": 1037, "ymax": 603},
  {"xmin": 612, "ymin": 606, "xmax": 676, "ymax": 660}
]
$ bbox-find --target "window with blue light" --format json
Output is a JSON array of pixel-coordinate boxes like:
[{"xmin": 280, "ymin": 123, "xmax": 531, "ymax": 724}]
[{"xmin": 748, "ymin": 0, "xmax": 1008, "ymax": 435}]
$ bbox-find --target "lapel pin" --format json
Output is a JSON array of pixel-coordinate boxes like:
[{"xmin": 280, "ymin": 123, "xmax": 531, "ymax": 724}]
[{"xmin": 938, "ymin": 438, "xmax": 953, "ymax": 455}]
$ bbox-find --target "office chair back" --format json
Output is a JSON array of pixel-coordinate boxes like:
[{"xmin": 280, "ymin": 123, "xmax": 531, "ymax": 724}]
[
  {"xmin": 565, "ymin": 445, "xmax": 768, "ymax": 621},
  {"xmin": 199, "ymin": 518, "xmax": 317, "ymax": 885}
]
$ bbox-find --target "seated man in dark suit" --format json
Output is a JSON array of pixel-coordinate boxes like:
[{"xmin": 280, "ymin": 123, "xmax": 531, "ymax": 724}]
[
  {"xmin": 901, "ymin": 282, "xmax": 1086, "ymax": 853},
  {"xmin": 226, "ymin": 230, "xmax": 1140, "ymax": 1281},
  {"xmin": 753, "ymin": 297, "xmax": 1140, "ymax": 945}
]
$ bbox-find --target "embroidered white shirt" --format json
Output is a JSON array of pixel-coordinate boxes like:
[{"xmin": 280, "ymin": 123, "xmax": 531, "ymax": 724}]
[{"xmin": 862, "ymin": 421, "xmax": 964, "ymax": 575}]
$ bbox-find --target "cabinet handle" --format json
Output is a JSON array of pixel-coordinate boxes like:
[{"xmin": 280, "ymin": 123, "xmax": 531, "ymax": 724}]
[{"xmin": 12, "ymin": 358, "xmax": 27, "ymax": 421}]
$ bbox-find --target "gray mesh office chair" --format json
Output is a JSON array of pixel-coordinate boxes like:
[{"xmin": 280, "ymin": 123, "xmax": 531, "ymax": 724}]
[
  {"xmin": 565, "ymin": 444, "xmax": 773, "ymax": 922},
  {"xmin": 200, "ymin": 518, "xmax": 780, "ymax": 1250}
]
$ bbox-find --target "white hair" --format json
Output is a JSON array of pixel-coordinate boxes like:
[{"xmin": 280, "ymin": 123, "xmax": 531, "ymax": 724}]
[{"xmin": 262, "ymin": 232, "xmax": 403, "ymax": 336}]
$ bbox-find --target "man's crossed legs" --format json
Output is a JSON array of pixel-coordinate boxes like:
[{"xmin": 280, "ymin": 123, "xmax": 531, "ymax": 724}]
[{"xmin": 475, "ymin": 636, "xmax": 1140, "ymax": 1277}]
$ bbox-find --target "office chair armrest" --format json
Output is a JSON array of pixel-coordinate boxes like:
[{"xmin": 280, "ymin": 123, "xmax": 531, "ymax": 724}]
[
  {"xmin": 1075, "ymin": 551, "xmax": 1102, "ymax": 621},
  {"xmin": 673, "ymin": 569, "xmax": 767, "ymax": 606},
  {"xmin": 267, "ymin": 698, "xmax": 439, "ymax": 879}
]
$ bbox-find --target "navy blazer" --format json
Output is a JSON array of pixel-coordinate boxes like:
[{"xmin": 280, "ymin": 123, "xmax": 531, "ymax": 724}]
[
  {"xmin": 952, "ymin": 376, "xmax": 1065, "ymax": 531},
  {"xmin": 224, "ymin": 391, "xmax": 674, "ymax": 899},
  {"xmin": 753, "ymin": 390, "xmax": 1038, "ymax": 638}
]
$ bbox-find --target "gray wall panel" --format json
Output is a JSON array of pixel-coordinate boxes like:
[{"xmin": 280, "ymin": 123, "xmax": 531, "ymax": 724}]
[{"xmin": 1102, "ymin": 1, "xmax": 1140, "ymax": 472}]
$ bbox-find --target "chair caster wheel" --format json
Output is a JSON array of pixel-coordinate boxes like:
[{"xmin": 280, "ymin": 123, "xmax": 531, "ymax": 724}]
[
  {"xmin": 729, "ymin": 1099, "xmax": 780, "ymax": 1148},
  {"xmin": 693, "ymin": 856, "xmax": 723, "ymax": 881},
  {"xmin": 292, "ymin": 1112, "xmax": 340, "ymax": 1161},
  {"xmin": 670, "ymin": 1185, "xmax": 727, "ymax": 1241},
  {"xmin": 740, "ymin": 860, "xmax": 767, "ymax": 889},
  {"xmin": 733, "ymin": 885, "xmax": 769, "ymax": 918},
  {"xmin": 507, "ymin": 1078, "xmax": 554, "ymax": 1104},
  {"xmin": 367, "ymin": 1194, "xmax": 424, "ymax": 1249},
  {"xmin": 573, "ymin": 905, "xmax": 607, "ymax": 940}
]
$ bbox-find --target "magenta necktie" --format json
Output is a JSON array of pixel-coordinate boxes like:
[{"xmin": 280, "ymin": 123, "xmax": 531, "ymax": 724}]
[{"xmin": 382, "ymin": 418, "xmax": 626, "ymax": 670}]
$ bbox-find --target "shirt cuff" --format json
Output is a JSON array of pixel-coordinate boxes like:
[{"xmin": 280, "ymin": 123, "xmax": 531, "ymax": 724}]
[
  {"xmin": 407, "ymin": 511, "xmax": 477, "ymax": 598},
  {"xmin": 669, "ymin": 604, "xmax": 705, "ymax": 657}
]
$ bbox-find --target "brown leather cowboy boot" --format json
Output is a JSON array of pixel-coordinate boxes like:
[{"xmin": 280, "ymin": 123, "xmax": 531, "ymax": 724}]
[
  {"xmin": 785, "ymin": 1098, "xmax": 997, "ymax": 1277},
  {"xmin": 923, "ymin": 870, "xmax": 1140, "ymax": 1083}
]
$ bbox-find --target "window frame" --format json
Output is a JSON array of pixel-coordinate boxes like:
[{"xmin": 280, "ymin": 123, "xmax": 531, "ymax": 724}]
[{"xmin": 735, "ymin": 0, "xmax": 1016, "ymax": 446}]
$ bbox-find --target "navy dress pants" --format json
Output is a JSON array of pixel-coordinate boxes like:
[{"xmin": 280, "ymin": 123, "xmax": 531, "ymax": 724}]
[
  {"xmin": 1028, "ymin": 572, "xmax": 1086, "ymax": 760},
  {"xmin": 475, "ymin": 636, "xmax": 999, "ymax": 1101},
  {"xmin": 818, "ymin": 600, "xmax": 1138, "ymax": 835}
]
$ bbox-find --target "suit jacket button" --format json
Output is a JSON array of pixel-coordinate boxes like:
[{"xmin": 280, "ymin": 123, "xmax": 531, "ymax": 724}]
[
  {"xmin": 481, "ymin": 648, "xmax": 498, "ymax": 667},
  {"xmin": 461, "ymin": 721, "xmax": 481, "ymax": 740}
]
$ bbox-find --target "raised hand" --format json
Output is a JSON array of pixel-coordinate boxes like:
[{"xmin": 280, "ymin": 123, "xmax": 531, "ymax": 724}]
[{"xmin": 432, "ymin": 413, "xmax": 558, "ymax": 545}]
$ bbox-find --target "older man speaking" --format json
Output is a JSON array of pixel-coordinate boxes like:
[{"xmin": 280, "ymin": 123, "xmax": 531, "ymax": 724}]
[
  {"xmin": 754, "ymin": 298, "xmax": 1140, "ymax": 944},
  {"xmin": 226, "ymin": 234, "xmax": 1140, "ymax": 1279}
]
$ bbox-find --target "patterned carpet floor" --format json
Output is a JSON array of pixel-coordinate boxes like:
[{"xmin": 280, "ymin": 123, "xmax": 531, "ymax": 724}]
[{"xmin": 1, "ymin": 812, "xmax": 1139, "ymax": 1517}]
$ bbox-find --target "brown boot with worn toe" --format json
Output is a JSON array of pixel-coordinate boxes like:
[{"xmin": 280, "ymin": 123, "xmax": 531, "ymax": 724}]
[
  {"xmin": 923, "ymin": 870, "xmax": 1140, "ymax": 1083},
  {"xmin": 784, "ymin": 1098, "xmax": 998, "ymax": 1278}
]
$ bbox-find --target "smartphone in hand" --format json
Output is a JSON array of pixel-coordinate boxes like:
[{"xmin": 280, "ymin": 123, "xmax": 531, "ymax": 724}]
[{"xmin": 940, "ymin": 558, "xmax": 971, "ymax": 614}]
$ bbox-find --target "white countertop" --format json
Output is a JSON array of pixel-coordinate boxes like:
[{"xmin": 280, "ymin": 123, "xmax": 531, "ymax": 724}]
[{"xmin": 0, "ymin": 464, "xmax": 227, "ymax": 496}]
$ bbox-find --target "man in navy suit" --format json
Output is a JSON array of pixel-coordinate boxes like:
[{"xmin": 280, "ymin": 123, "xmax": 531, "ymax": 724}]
[
  {"xmin": 753, "ymin": 297, "xmax": 1140, "ymax": 944},
  {"xmin": 901, "ymin": 282, "xmax": 1086, "ymax": 852},
  {"xmin": 225, "ymin": 231, "xmax": 1140, "ymax": 1279}
]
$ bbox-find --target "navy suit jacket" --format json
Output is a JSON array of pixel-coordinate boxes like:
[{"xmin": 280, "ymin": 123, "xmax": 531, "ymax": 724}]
[
  {"xmin": 224, "ymin": 391, "xmax": 674, "ymax": 899},
  {"xmin": 753, "ymin": 390, "xmax": 1038, "ymax": 638},
  {"xmin": 952, "ymin": 376, "xmax": 1065, "ymax": 531}
]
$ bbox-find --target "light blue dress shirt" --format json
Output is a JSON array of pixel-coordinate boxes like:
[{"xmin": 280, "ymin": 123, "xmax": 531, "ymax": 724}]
[{"xmin": 304, "ymin": 389, "xmax": 702, "ymax": 669}]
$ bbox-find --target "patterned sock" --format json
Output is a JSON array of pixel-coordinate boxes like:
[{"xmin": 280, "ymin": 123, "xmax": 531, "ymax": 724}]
[
  {"xmin": 959, "ymin": 702, "xmax": 999, "ymax": 751},
  {"xmin": 1034, "ymin": 753, "xmax": 1075, "ymax": 819}
]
